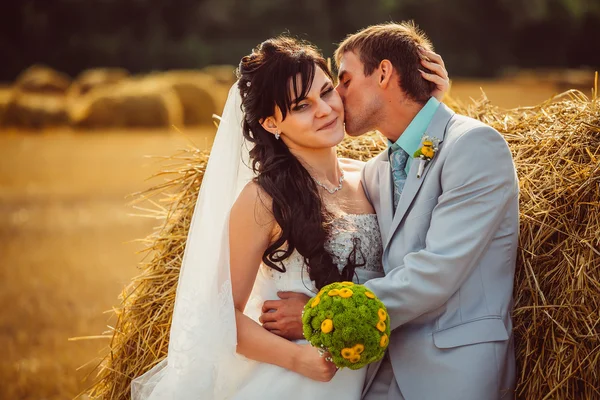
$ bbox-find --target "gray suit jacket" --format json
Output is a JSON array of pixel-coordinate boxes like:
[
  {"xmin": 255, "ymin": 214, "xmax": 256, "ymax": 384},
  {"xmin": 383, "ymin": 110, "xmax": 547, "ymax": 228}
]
[{"xmin": 361, "ymin": 103, "xmax": 518, "ymax": 400}]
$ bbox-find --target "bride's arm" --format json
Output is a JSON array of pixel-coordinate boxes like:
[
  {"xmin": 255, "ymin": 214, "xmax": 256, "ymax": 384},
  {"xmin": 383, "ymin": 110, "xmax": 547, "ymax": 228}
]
[{"xmin": 229, "ymin": 182, "xmax": 337, "ymax": 382}]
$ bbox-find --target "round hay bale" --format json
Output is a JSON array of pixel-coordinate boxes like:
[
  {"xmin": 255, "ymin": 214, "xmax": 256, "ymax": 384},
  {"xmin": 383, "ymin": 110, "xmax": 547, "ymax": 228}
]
[
  {"xmin": 69, "ymin": 94, "xmax": 120, "ymax": 128},
  {"xmin": 169, "ymin": 81, "xmax": 216, "ymax": 126},
  {"xmin": 200, "ymin": 65, "xmax": 237, "ymax": 86},
  {"xmin": 69, "ymin": 78, "xmax": 184, "ymax": 129},
  {"xmin": 69, "ymin": 68, "xmax": 129, "ymax": 97},
  {"xmin": 15, "ymin": 64, "xmax": 71, "ymax": 94},
  {"xmin": 3, "ymin": 92, "xmax": 69, "ymax": 128},
  {"xmin": 0, "ymin": 87, "xmax": 15, "ymax": 127},
  {"xmin": 3, "ymin": 65, "xmax": 72, "ymax": 128},
  {"xmin": 210, "ymin": 83, "xmax": 231, "ymax": 117},
  {"xmin": 153, "ymin": 71, "xmax": 229, "ymax": 126}
]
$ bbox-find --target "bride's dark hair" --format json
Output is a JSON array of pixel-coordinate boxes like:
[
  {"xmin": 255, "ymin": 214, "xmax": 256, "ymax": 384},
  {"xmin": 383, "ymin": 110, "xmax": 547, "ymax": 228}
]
[{"xmin": 237, "ymin": 36, "xmax": 363, "ymax": 289}]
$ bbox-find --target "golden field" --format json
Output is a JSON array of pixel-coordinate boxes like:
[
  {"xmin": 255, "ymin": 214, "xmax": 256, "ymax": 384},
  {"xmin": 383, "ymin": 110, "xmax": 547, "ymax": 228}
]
[
  {"xmin": 0, "ymin": 78, "xmax": 596, "ymax": 400},
  {"xmin": 0, "ymin": 128, "xmax": 215, "ymax": 399}
]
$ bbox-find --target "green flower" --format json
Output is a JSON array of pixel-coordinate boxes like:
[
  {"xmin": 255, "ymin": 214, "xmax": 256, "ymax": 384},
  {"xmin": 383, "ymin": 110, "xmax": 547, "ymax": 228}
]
[{"xmin": 302, "ymin": 282, "xmax": 391, "ymax": 370}]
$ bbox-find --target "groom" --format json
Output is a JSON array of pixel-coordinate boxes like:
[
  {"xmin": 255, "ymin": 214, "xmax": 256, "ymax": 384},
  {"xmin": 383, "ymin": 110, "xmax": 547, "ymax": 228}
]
[{"xmin": 260, "ymin": 22, "xmax": 518, "ymax": 400}]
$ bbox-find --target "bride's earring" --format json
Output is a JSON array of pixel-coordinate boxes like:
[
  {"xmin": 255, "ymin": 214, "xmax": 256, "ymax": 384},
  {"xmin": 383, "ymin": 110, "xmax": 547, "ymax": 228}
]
[{"xmin": 275, "ymin": 130, "xmax": 281, "ymax": 140}]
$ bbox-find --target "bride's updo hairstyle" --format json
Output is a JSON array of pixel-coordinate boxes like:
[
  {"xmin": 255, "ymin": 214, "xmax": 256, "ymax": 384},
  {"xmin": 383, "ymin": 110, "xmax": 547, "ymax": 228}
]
[{"xmin": 237, "ymin": 36, "xmax": 363, "ymax": 289}]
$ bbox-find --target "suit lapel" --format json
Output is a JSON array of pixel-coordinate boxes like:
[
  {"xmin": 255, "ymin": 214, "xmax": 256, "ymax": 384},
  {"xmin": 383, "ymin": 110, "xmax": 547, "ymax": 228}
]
[
  {"xmin": 377, "ymin": 152, "xmax": 394, "ymax": 244},
  {"xmin": 384, "ymin": 103, "xmax": 456, "ymax": 251}
]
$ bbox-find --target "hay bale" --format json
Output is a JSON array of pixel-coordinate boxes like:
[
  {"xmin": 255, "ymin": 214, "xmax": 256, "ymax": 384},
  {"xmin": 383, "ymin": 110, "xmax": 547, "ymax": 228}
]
[
  {"xmin": 200, "ymin": 65, "xmax": 237, "ymax": 86},
  {"xmin": 152, "ymin": 71, "xmax": 229, "ymax": 125},
  {"xmin": 69, "ymin": 78, "xmax": 184, "ymax": 128},
  {"xmin": 2, "ymin": 65, "xmax": 72, "ymax": 128},
  {"xmin": 15, "ymin": 64, "xmax": 71, "ymax": 94},
  {"xmin": 0, "ymin": 87, "xmax": 14, "ymax": 127},
  {"xmin": 3, "ymin": 92, "xmax": 69, "ymax": 128},
  {"xmin": 168, "ymin": 81, "xmax": 216, "ymax": 125},
  {"xmin": 446, "ymin": 89, "xmax": 600, "ymax": 398},
  {"xmin": 87, "ymin": 88, "xmax": 600, "ymax": 399},
  {"xmin": 69, "ymin": 68, "xmax": 129, "ymax": 97}
]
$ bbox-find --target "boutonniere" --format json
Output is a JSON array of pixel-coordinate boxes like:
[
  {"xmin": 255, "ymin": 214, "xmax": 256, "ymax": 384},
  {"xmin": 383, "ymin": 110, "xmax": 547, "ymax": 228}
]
[{"xmin": 413, "ymin": 135, "xmax": 439, "ymax": 178}]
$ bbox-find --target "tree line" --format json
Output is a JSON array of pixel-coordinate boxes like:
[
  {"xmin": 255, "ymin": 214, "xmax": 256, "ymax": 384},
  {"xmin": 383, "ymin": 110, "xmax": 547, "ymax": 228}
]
[{"xmin": 1, "ymin": 0, "xmax": 598, "ymax": 81}]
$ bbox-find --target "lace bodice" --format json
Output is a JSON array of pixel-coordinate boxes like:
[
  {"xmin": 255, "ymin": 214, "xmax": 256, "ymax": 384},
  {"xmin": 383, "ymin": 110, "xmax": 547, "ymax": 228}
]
[
  {"xmin": 254, "ymin": 214, "xmax": 383, "ymax": 299},
  {"xmin": 324, "ymin": 214, "xmax": 383, "ymax": 273}
]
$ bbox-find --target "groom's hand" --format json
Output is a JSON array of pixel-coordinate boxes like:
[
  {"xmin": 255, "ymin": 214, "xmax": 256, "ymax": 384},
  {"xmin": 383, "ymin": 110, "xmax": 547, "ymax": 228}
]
[
  {"xmin": 418, "ymin": 46, "xmax": 449, "ymax": 101},
  {"xmin": 259, "ymin": 291, "xmax": 309, "ymax": 341}
]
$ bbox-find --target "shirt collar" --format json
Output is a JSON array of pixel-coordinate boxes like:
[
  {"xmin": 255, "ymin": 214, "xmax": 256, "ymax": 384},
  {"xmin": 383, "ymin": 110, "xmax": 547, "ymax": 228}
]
[{"xmin": 388, "ymin": 97, "xmax": 441, "ymax": 157}]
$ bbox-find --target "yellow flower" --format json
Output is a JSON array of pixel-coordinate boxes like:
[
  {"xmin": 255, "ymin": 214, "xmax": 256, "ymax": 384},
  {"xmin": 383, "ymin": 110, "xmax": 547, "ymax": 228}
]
[
  {"xmin": 321, "ymin": 319, "xmax": 333, "ymax": 333},
  {"xmin": 341, "ymin": 348, "xmax": 355, "ymax": 359},
  {"xmin": 353, "ymin": 344, "xmax": 365, "ymax": 354},
  {"xmin": 378, "ymin": 308, "xmax": 387, "ymax": 321},
  {"xmin": 340, "ymin": 281, "xmax": 354, "ymax": 287},
  {"xmin": 328, "ymin": 289, "xmax": 340, "ymax": 297},
  {"xmin": 311, "ymin": 296, "xmax": 321, "ymax": 308},
  {"xmin": 376, "ymin": 320, "xmax": 386, "ymax": 332},
  {"xmin": 339, "ymin": 288, "xmax": 354, "ymax": 298},
  {"xmin": 421, "ymin": 146, "xmax": 435, "ymax": 159},
  {"xmin": 365, "ymin": 291, "xmax": 376, "ymax": 299},
  {"xmin": 349, "ymin": 354, "xmax": 361, "ymax": 363},
  {"xmin": 380, "ymin": 334, "xmax": 389, "ymax": 347},
  {"xmin": 422, "ymin": 140, "xmax": 433, "ymax": 146}
]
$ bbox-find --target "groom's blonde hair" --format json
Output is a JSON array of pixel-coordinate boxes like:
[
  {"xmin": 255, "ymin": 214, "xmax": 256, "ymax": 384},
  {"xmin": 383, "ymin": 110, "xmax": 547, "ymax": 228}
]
[{"xmin": 335, "ymin": 21, "xmax": 435, "ymax": 104}]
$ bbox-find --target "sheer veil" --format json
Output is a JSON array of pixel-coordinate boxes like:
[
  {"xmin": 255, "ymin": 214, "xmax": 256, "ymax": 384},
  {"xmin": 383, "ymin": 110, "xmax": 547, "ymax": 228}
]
[{"xmin": 131, "ymin": 83, "xmax": 257, "ymax": 399}]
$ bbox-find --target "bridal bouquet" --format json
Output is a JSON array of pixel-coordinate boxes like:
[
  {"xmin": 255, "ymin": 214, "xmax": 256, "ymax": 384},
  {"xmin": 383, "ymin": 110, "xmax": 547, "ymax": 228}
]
[{"xmin": 302, "ymin": 282, "xmax": 390, "ymax": 370}]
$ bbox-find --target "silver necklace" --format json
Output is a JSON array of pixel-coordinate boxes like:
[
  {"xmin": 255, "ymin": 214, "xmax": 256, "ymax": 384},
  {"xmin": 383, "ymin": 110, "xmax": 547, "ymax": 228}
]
[{"xmin": 314, "ymin": 168, "xmax": 345, "ymax": 194}]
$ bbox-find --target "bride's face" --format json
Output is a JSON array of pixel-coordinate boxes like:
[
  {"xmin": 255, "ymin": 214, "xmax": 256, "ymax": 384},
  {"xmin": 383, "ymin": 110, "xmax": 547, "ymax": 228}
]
[{"xmin": 268, "ymin": 67, "xmax": 345, "ymax": 150}]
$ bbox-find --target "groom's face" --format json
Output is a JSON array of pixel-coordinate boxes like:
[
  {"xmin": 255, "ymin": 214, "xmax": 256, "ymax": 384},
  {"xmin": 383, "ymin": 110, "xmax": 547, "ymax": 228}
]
[{"xmin": 336, "ymin": 51, "xmax": 382, "ymax": 137}]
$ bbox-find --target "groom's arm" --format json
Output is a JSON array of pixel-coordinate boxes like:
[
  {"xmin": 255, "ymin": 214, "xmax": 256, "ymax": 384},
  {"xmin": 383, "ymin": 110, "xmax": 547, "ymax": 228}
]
[{"xmin": 366, "ymin": 126, "xmax": 518, "ymax": 331}]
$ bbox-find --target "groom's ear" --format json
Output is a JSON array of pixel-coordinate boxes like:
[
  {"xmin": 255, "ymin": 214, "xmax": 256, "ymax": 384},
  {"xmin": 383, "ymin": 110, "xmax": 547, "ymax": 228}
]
[{"xmin": 377, "ymin": 59, "xmax": 394, "ymax": 89}]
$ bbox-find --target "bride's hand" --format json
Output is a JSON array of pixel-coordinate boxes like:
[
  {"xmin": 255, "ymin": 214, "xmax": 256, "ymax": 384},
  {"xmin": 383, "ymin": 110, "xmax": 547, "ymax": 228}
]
[
  {"xmin": 418, "ymin": 46, "xmax": 450, "ymax": 101},
  {"xmin": 292, "ymin": 344, "xmax": 338, "ymax": 382}
]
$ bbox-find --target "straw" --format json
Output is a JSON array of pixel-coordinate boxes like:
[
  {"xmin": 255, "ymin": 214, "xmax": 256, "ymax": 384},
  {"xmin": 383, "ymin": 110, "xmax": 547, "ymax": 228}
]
[{"xmin": 86, "ymin": 89, "xmax": 600, "ymax": 399}]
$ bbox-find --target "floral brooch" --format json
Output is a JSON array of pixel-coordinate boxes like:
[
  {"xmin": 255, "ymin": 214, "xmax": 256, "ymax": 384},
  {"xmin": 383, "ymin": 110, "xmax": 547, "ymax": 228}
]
[{"xmin": 413, "ymin": 135, "xmax": 439, "ymax": 178}]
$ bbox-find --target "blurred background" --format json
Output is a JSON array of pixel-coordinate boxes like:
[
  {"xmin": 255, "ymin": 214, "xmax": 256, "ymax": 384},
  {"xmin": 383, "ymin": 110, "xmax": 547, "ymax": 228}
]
[{"xmin": 0, "ymin": 0, "xmax": 598, "ymax": 399}]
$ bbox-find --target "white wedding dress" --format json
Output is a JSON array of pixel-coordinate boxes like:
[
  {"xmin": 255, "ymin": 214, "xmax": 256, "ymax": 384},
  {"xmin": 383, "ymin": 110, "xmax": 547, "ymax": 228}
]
[
  {"xmin": 130, "ymin": 84, "xmax": 385, "ymax": 400},
  {"xmin": 233, "ymin": 213, "xmax": 385, "ymax": 400}
]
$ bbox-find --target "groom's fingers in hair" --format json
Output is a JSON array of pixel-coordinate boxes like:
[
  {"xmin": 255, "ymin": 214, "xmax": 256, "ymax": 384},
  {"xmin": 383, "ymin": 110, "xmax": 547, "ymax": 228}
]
[
  {"xmin": 419, "ymin": 47, "xmax": 445, "ymax": 68},
  {"xmin": 419, "ymin": 69, "xmax": 447, "ymax": 87},
  {"xmin": 421, "ymin": 59, "xmax": 448, "ymax": 79}
]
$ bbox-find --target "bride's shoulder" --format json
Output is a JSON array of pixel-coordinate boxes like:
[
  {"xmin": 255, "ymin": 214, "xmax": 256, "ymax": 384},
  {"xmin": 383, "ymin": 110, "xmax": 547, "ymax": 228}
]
[
  {"xmin": 338, "ymin": 157, "xmax": 365, "ymax": 173},
  {"xmin": 230, "ymin": 182, "xmax": 279, "ymax": 250},
  {"xmin": 232, "ymin": 181, "xmax": 274, "ymax": 225}
]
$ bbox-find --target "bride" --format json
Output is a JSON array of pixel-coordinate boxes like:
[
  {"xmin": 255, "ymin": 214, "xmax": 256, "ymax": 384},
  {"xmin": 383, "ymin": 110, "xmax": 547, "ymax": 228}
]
[{"xmin": 131, "ymin": 35, "xmax": 448, "ymax": 399}]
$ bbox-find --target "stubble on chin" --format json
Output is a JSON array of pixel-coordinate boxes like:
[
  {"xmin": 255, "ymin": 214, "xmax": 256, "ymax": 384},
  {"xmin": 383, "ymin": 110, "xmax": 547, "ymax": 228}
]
[
  {"xmin": 344, "ymin": 114, "xmax": 373, "ymax": 137},
  {"xmin": 346, "ymin": 97, "xmax": 381, "ymax": 136}
]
